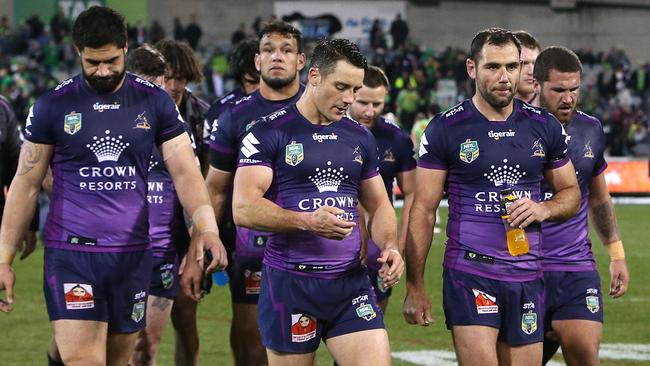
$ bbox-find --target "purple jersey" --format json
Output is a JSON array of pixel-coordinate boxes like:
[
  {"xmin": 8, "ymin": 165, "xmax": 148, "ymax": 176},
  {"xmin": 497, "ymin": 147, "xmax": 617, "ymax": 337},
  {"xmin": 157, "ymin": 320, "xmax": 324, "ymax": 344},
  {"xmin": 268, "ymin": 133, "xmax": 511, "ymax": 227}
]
[
  {"xmin": 418, "ymin": 99, "xmax": 569, "ymax": 281},
  {"xmin": 365, "ymin": 117, "xmax": 416, "ymax": 270},
  {"xmin": 208, "ymin": 87, "xmax": 303, "ymax": 257},
  {"xmin": 541, "ymin": 111, "xmax": 607, "ymax": 271},
  {"xmin": 25, "ymin": 73, "xmax": 186, "ymax": 252},
  {"xmin": 238, "ymin": 104, "xmax": 379, "ymax": 278}
]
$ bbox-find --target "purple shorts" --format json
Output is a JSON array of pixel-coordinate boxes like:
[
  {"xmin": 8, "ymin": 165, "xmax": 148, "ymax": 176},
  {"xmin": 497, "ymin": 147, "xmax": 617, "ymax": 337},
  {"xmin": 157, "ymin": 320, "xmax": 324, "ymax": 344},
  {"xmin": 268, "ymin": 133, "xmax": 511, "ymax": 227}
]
[
  {"xmin": 229, "ymin": 255, "xmax": 263, "ymax": 304},
  {"xmin": 543, "ymin": 270, "xmax": 604, "ymax": 327},
  {"xmin": 43, "ymin": 248, "xmax": 152, "ymax": 333},
  {"xmin": 258, "ymin": 265, "xmax": 384, "ymax": 353},
  {"xmin": 150, "ymin": 256, "xmax": 179, "ymax": 299},
  {"xmin": 443, "ymin": 267, "xmax": 544, "ymax": 345}
]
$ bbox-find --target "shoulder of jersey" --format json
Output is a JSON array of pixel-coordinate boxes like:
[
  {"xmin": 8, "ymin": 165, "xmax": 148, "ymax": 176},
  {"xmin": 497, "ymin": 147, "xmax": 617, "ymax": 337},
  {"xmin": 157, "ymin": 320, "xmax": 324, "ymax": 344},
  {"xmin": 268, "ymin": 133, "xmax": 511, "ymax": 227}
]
[
  {"xmin": 229, "ymin": 93, "xmax": 257, "ymax": 113},
  {"xmin": 574, "ymin": 109, "xmax": 603, "ymax": 127},
  {"xmin": 517, "ymin": 100, "xmax": 550, "ymax": 123},
  {"xmin": 219, "ymin": 91, "xmax": 239, "ymax": 105},
  {"xmin": 436, "ymin": 100, "xmax": 472, "ymax": 125},
  {"xmin": 246, "ymin": 105, "xmax": 293, "ymax": 132},
  {"xmin": 49, "ymin": 76, "xmax": 79, "ymax": 98},
  {"xmin": 341, "ymin": 115, "xmax": 372, "ymax": 135}
]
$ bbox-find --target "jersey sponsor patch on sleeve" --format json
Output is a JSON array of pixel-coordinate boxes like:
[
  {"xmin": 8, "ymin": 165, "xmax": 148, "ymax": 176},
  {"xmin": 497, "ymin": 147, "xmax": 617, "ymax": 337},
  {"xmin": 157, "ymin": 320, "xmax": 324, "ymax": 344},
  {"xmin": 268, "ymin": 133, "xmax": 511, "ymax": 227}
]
[{"xmin": 241, "ymin": 132, "xmax": 260, "ymax": 158}]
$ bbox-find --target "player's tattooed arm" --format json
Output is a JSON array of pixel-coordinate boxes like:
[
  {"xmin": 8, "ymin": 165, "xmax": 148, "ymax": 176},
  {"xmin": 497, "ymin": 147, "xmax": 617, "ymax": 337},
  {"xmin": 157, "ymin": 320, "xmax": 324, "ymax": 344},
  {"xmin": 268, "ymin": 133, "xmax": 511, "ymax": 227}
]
[
  {"xmin": 588, "ymin": 173, "xmax": 621, "ymax": 244},
  {"xmin": 16, "ymin": 141, "xmax": 43, "ymax": 176}
]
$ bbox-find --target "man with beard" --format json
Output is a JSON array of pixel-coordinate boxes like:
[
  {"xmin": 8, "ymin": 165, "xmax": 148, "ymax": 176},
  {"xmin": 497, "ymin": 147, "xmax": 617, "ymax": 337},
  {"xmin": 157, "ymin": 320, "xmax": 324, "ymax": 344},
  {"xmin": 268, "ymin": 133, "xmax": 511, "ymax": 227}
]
[
  {"xmin": 0, "ymin": 7, "xmax": 227, "ymax": 366},
  {"xmin": 513, "ymin": 31, "xmax": 541, "ymax": 106},
  {"xmin": 402, "ymin": 28, "xmax": 580, "ymax": 366},
  {"xmin": 199, "ymin": 20, "xmax": 305, "ymax": 365},
  {"xmin": 230, "ymin": 38, "xmax": 403, "ymax": 366},
  {"xmin": 535, "ymin": 46, "xmax": 629, "ymax": 366},
  {"xmin": 347, "ymin": 65, "xmax": 416, "ymax": 313}
]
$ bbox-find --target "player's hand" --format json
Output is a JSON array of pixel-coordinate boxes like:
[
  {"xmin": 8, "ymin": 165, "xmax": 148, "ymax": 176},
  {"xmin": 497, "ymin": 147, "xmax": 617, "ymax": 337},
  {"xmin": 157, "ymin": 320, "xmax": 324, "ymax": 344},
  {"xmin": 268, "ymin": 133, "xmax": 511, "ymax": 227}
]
[
  {"xmin": 403, "ymin": 285, "xmax": 434, "ymax": 326},
  {"xmin": 507, "ymin": 197, "xmax": 551, "ymax": 228},
  {"xmin": 377, "ymin": 248, "xmax": 403, "ymax": 287},
  {"xmin": 194, "ymin": 231, "xmax": 227, "ymax": 274},
  {"xmin": 180, "ymin": 252, "xmax": 204, "ymax": 302},
  {"xmin": 0, "ymin": 264, "xmax": 15, "ymax": 312},
  {"xmin": 18, "ymin": 231, "xmax": 37, "ymax": 260},
  {"xmin": 609, "ymin": 259, "xmax": 629, "ymax": 298},
  {"xmin": 306, "ymin": 206, "xmax": 356, "ymax": 240}
]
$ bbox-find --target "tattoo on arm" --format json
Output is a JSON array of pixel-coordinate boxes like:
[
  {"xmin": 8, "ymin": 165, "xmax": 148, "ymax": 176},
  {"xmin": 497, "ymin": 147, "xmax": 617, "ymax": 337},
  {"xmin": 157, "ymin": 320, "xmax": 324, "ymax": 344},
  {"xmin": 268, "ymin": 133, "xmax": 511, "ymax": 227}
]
[
  {"xmin": 151, "ymin": 296, "xmax": 172, "ymax": 311},
  {"xmin": 591, "ymin": 201, "xmax": 620, "ymax": 242},
  {"xmin": 16, "ymin": 142, "xmax": 43, "ymax": 176}
]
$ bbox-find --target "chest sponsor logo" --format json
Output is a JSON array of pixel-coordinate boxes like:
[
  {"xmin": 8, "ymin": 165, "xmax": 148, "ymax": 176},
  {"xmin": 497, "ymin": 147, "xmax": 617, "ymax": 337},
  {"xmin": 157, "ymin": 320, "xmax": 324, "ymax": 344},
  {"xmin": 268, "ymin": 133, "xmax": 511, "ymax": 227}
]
[
  {"xmin": 291, "ymin": 313, "xmax": 317, "ymax": 342},
  {"xmin": 459, "ymin": 139, "xmax": 479, "ymax": 163},
  {"xmin": 244, "ymin": 269, "xmax": 262, "ymax": 295},
  {"xmin": 64, "ymin": 112, "xmax": 82, "ymax": 135},
  {"xmin": 93, "ymin": 102, "xmax": 120, "ymax": 112},
  {"xmin": 472, "ymin": 289, "xmax": 498, "ymax": 314},
  {"xmin": 148, "ymin": 154, "xmax": 158, "ymax": 172},
  {"xmin": 531, "ymin": 138, "xmax": 545, "ymax": 158},
  {"xmin": 521, "ymin": 311, "xmax": 538, "ymax": 335},
  {"xmin": 64, "ymin": 283, "xmax": 94, "ymax": 310},
  {"xmin": 79, "ymin": 130, "xmax": 137, "ymax": 192},
  {"xmin": 285, "ymin": 141, "xmax": 304, "ymax": 166},
  {"xmin": 583, "ymin": 141, "xmax": 594, "ymax": 159},
  {"xmin": 87, "ymin": 130, "xmax": 130, "ymax": 162},
  {"xmin": 488, "ymin": 129, "xmax": 515, "ymax": 141},
  {"xmin": 383, "ymin": 147, "xmax": 395, "ymax": 162},
  {"xmin": 312, "ymin": 132, "xmax": 338, "ymax": 143},
  {"xmin": 134, "ymin": 112, "xmax": 151, "ymax": 130},
  {"xmin": 309, "ymin": 160, "xmax": 348, "ymax": 193},
  {"xmin": 474, "ymin": 189, "xmax": 531, "ymax": 213},
  {"xmin": 484, "ymin": 158, "xmax": 525, "ymax": 187}
]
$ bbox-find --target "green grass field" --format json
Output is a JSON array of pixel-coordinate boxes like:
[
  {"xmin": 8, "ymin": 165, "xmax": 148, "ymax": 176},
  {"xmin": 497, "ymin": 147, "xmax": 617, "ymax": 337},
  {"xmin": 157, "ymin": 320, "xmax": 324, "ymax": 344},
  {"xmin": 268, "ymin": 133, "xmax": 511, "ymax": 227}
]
[{"xmin": 1, "ymin": 205, "xmax": 649, "ymax": 365}]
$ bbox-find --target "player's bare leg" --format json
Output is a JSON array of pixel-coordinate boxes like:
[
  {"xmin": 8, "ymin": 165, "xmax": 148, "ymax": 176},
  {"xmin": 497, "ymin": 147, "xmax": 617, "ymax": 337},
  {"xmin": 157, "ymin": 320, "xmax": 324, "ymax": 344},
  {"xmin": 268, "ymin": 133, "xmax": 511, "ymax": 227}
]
[{"xmin": 452, "ymin": 325, "xmax": 499, "ymax": 366}]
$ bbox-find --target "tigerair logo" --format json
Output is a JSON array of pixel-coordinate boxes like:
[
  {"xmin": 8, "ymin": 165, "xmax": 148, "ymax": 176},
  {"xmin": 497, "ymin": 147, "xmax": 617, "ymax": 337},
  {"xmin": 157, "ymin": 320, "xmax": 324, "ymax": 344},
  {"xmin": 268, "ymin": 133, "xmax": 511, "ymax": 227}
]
[
  {"xmin": 93, "ymin": 102, "xmax": 121, "ymax": 112},
  {"xmin": 312, "ymin": 133, "xmax": 338, "ymax": 143},
  {"xmin": 86, "ymin": 130, "xmax": 130, "ymax": 162},
  {"xmin": 488, "ymin": 129, "xmax": 515, "ymax": 140},
  {"xmin": 483, "ymin": 158, "xmax": 526, "ymax": 187},
  {"xmin": 308, "ymin": 161, "xmax": 348, "ymax": 193}
]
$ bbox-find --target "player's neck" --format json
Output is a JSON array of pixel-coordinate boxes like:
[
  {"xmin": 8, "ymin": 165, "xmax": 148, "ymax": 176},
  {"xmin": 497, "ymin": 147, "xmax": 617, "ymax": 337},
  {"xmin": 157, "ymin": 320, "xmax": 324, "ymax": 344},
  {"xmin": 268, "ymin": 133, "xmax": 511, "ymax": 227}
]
[
  {"xmin": 260, "ymin": 80, "xmax": 300, "ymax": 101},
  {"xmin": 472, "ymin": 94, "xmax": 514, "ymax": 121},
  {"xmin": 296, "ymin": 93, "xmax": 332, "ymax": 126}
]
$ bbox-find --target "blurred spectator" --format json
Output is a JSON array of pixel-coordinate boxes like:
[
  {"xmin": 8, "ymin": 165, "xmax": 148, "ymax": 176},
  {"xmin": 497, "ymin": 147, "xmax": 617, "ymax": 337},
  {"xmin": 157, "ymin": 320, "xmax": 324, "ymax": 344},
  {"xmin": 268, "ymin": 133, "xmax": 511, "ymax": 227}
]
[
  {"xmin": 149, "ymin": 20, "xmax": 166, "ymax": 45},
  {"xmin": 185, "ymin": 15, "xmax": 202, "ymax": 50},
  {"xmin": 231, "ymin": 22, "xmax": 248, "ymax": 45},
  {"xmin": 173, "ymin": 17, "xmax": 185, "ymax": 41},
  {"xmin": 390, "ymin": 13, "xmax": 408, "ymax": 50},
  {"xmin": 49, "ymin": 8, "xmax": 69, "ymax": 44}
]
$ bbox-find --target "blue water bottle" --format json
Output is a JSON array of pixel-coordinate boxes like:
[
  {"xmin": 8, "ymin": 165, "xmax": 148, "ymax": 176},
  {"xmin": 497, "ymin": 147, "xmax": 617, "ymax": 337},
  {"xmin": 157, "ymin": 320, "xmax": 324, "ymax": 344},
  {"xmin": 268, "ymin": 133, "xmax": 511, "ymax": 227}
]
[{"xmin": 213, "ymin": 270, "xmax": 229, "ymax": 286}]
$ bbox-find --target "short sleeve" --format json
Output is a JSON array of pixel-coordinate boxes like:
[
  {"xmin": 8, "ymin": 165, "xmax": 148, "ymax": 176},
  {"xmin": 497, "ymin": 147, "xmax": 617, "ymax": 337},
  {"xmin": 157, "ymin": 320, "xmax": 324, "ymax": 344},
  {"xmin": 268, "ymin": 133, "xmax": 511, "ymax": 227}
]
[
  {"xmin": 360, "ymin": 130, "xmax": 379, "ymax": 180},
  {"xmin": 417, "ymin": 117, "xmax": 448, "ymax": 170},
  {"xmin": 395, "ymin": 132, "xmax": 416, "ymax": 172},
  {"xmin": 24, "ymin": 99, "xmax": 54, "ymax": 144},
  {"xmin": 155, "ymin": 93, "xmax": 186, "ymax": 145},
  {"xmin": 208, "ymin": 106, "xmax": 238, "ymax": 172},
  {"xmin": 237, "ymin": 121, "xmax": 279, "ymax": 169},
  {"xmin": 544, "ymin": 115, "xmax": 570, "ymax": 170}
]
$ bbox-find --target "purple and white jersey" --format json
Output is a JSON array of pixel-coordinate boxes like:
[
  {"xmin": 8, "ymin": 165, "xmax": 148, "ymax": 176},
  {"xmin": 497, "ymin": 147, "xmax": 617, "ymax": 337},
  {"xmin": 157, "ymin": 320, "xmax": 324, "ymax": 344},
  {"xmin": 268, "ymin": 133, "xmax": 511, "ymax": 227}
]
[
  {"xmin": 25, "ymin": 73, "xmax": 186, "ymax": 252},
  {"xmin": 208, "ymin": 87, "xmax": 303, "ymax": 257},
  {"xmin": 238, "ymin": 104, "xmax": 379, "ymax": 278},
  {"xmin": 418, "ymin": 99, "xmax": 569, "ymax": 281},
  {"xmin": 365, "ymin": 117, "xmax": 416, "ymax": 270},
  {"xmin": 541, "ymin": 111, "xmax": 607, "ymax": 271}
]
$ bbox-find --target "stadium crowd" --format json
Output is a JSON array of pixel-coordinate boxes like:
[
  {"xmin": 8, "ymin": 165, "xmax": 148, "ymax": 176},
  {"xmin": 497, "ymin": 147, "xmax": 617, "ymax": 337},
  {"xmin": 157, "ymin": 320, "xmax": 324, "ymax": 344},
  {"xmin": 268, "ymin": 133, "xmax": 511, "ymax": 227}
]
[{"xmin": 0, "ymin": 12, "xmax": 648, "ymax": 157}]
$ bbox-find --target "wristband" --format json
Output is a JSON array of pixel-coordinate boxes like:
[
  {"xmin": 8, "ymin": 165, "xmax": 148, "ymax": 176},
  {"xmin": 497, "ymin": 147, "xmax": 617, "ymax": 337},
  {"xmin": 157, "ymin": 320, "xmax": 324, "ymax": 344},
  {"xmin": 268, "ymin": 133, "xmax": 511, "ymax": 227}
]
[
  {"xmin": 606, "ymin": 240, "xmax": 625, "ymax": 260},
  {"xmin": 191, "ymin": 205, "xmax": 219, "ymax": 234},
  {"xmin": 0, "ymin": 244, "xmax": 16, "ymax": 265}
]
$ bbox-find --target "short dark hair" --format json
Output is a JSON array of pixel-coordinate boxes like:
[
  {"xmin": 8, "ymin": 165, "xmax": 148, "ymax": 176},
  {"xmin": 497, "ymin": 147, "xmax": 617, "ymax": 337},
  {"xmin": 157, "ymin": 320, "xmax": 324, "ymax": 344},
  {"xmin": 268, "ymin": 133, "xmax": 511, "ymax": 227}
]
[
  {"xmin": 259, "ymin": 20, "xmax": 303, "ymax": 53},
  {"xmin": 126, "ymin": 44, "xmax": 166, "ymax": 77},
  {"xmin": 533, "ymin": 46, "xmax": 582, "ymax": 84},
  {"xmin": 470, "ymin": 27, "xmax": 521, "ymax": 63},
  {"xmin": 363, "ymin": 65, "xmax": 389, "ymax": 90},
  {"xmin": 310, "ymin": 38, "xmax": 367, "ymax": 77},
  {"xmin": 230, "ymin": 38, "xmax": 260, "ymax": 85},
  {"xmin": 513, "ymin": 30, "xmax": 541, "ymax": 52},
  {"xmin": 72, "ymin": 6, "xmax": 127, "ymax": 50},
  {"xmin": 155, "ymin": 39, "xmax": 203, "ymax": 82}
]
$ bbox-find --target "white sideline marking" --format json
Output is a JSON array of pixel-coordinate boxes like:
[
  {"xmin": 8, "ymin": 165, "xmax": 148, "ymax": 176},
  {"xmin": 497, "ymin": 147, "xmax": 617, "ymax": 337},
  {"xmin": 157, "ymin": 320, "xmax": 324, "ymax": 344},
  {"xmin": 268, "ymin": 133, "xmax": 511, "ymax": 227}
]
[{"xmin": 392, "ymin": 343, "xmax": 650, "ymax": 365}]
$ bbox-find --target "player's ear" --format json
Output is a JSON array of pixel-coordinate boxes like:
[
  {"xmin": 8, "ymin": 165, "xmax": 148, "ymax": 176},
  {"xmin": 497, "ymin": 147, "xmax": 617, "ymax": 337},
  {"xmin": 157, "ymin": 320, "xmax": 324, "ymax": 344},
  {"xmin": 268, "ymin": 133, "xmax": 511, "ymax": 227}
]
[
  {"xmin": 308, "ymin": 67, "xmax": 321, "ymax": 86},
  {"xmin": 254, "ymin": 53, "xmax": 261, "ymax": 72},
  {"xmin": 297, "ymin": 52, "xmax": 306, "ymax": 72},
  {"xmin": 466, "ymin": 58, "xmax": 477, "ymax": 80}
]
